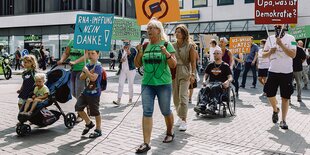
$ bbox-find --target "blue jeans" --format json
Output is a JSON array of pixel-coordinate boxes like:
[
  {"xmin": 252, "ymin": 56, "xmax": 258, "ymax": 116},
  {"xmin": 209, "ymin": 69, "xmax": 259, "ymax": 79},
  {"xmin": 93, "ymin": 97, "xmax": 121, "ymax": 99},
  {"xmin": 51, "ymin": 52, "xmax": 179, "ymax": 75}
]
[
  {"xmin": 241, "ymin": 62, "xmax": 257, "ymax": 86},
  {"xmin": 141, "ymin": 84, "xmax": 172, "ymax": 117},
  {"xmin": 233, "ymin": 69, "xmax": 242, "ymax": 93},
  {"xmin": 71, "ymin": 71, "xmax": 85, "ymax": 98}
]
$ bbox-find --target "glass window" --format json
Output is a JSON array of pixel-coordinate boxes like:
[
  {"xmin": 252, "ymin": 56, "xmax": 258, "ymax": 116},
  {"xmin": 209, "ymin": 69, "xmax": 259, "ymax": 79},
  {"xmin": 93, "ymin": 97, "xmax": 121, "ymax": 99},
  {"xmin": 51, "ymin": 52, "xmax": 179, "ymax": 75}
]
[
  {"xmin": 9, "ymin": 36, "xmax": 24, "ymax": 54},
  {"xmin": 245, "ymin": 0, "xmax": 254, "ymax": 3},
  {"xmin": 193, "ymin": 0, "xmax": 208, "ymax": 8},
  {"xmin": 179, "ymin": 0, "xmax": 183, "ymax": 9},
  {"xmin": 42, "ymin": 35, "xmax": 60, "ymax": 60},
  {"xmin": 27, "ymin": 0, "xmax": 45, "ymax": 13},
  {"xmin": 217, "ymin": 0, "xmax": 234, "ymax": 6},
  {"xmin": 0, "ymin": 36, "xmax": 9, "ymax": 55},
  {"xmin": 0, "ymin": 0, "xmax": 14, "ymax": 16}
]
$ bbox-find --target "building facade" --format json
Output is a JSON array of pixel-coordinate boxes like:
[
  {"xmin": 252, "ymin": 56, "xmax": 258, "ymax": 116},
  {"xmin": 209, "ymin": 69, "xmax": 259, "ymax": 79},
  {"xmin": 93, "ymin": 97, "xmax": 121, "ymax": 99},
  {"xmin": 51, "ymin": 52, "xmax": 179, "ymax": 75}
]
[
  {"xmin": 166, "ymin": 0, "xmax": 310, "ymax": 43},
  {"xmin": 0, "ymin": 0, "xmax": 136, "ymax": 59}
]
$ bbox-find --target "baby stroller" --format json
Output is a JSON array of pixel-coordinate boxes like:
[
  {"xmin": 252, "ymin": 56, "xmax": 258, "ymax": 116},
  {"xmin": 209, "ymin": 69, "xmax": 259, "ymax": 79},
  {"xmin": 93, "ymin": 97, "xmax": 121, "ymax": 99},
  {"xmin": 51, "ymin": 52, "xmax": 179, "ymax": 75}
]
[
  {"xmin": 194, "ymin": 82, "xmax": 236, "ymax": 117},
  {"xmin": 16, "ymin": 63, "xmax": 76, "ymax": 136}
]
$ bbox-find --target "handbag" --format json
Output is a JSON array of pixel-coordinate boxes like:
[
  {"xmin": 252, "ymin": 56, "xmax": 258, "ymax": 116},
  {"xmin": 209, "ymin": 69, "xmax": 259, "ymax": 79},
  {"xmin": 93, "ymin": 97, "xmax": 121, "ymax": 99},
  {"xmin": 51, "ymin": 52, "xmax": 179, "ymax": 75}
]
[{"xmin": 189, "ymin": 79, "xmax": 197, "ymax": 89}]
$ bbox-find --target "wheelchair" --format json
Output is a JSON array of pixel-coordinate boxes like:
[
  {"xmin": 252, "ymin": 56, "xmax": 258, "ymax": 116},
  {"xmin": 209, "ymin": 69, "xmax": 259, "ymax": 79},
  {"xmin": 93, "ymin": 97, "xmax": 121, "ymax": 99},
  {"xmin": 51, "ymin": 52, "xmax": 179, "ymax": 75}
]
[{"xmin": 194, "ymin": 82, "xmax": 236, "ymax": 117}]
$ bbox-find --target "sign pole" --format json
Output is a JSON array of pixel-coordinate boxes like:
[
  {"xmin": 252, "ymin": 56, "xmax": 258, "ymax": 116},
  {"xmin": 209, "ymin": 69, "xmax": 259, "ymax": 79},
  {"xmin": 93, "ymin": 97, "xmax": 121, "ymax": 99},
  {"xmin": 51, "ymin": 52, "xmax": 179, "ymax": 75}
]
[
  {"xmin": 265, "ymin": 25, "xmax": 273, "ymax": 46},
  {"xmin": 278, "ymin": 24, "xmax": 285, "ymax": 38}
]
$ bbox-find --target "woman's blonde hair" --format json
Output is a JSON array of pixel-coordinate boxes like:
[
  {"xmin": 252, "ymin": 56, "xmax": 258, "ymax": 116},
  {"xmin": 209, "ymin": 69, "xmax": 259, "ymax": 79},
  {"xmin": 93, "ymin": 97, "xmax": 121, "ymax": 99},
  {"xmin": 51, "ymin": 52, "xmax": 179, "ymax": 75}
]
[
  {"xmin": 23, "ymin": 55, "xmax": 38, "ymax": 70},
  {"xmin": 147, "ymin": 17, "xmax": 168, "ymax": 42},
  {"xmin": 35, "ymin": 73, "xmax": 46, "ymax": 82},
  {"xmin": 175, "ymin": 24, "xmax": 197, "ymax": 48}
]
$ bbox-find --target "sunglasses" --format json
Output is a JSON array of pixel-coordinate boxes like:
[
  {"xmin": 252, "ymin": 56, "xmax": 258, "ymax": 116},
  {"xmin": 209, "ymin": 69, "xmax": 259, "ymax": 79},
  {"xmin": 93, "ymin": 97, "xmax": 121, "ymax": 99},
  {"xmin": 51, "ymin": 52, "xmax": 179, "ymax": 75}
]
[{"xmin": 214, "ymin": 52, "xmax": 222, "ymax": 55}]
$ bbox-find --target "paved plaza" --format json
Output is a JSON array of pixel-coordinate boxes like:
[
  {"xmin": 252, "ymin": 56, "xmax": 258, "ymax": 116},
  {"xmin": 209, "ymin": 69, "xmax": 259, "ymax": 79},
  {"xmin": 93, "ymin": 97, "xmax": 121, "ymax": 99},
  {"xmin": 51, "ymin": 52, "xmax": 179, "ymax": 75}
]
[{"xmin": 0, "ymin": 67, "xmax": 310, "ymax": 155}]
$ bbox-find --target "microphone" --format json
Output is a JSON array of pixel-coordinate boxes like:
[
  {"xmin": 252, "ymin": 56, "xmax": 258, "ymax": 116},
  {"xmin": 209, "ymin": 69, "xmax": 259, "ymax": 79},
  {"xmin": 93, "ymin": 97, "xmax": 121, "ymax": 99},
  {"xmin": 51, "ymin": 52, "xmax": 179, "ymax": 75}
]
[{"xmin": 140, "ymin": 34, "xmax": 146, "ymax": 45}]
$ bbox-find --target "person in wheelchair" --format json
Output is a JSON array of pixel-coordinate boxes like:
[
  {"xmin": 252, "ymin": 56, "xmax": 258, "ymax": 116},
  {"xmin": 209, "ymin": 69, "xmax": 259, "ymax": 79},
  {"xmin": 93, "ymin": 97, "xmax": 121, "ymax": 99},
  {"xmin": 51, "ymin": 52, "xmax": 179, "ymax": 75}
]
[{"xmin": 194, "ymin": 49, "xmax": 233, "ymax": 114}]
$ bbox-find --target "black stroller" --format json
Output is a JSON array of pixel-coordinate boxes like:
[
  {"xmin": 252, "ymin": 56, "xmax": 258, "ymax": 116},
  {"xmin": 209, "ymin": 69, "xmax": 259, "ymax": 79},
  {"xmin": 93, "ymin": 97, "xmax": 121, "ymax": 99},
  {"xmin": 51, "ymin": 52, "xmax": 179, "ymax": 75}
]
[{"xmin": 16, "ymin": 63, "xmax": 76, "ymax": 136}]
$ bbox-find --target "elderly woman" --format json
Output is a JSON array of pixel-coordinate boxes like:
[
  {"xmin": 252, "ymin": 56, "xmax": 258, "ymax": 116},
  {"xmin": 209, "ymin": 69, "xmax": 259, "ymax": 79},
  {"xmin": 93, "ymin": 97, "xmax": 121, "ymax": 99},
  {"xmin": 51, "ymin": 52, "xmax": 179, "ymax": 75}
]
[
  {"xmin": 172, "ymin": 24, "xmax": 196, "ymax": 132},
  {"xmin": 134, "ymin": 17, "xmax": 177, "ymax": 153}
]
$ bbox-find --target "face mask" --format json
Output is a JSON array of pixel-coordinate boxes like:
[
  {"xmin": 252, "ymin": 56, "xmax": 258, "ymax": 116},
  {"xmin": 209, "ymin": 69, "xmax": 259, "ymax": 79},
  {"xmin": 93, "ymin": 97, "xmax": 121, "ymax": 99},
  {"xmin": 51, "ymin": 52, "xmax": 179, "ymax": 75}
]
[
  {"xmin": 260, "ymin": 45, "xmax": 264, "ymax": 48},
  {"xmin": 275, "ymin": 26, "xmax": 285, "ymax": 38}
]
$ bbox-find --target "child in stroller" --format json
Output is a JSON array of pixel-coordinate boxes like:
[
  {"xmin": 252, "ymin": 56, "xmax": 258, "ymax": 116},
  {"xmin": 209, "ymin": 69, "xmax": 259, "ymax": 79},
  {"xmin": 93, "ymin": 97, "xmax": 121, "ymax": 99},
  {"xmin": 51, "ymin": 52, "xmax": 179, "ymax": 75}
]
[
  {"xmin": 16, "ymin": 63, "xmax": 76, "ymax": 136},
  {"xmin": 20, "ymin": 73, "xmax": 49, "ymax": 116}
]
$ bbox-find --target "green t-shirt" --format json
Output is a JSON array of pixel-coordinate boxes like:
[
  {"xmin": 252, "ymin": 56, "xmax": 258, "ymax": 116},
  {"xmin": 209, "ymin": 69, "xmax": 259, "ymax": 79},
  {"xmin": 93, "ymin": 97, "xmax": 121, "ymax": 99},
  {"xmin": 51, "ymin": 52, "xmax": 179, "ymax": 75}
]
[
  {"xmin": 142, "ymin": 41, "xmax": 175, "ymax": 85},
  {"xmin": 34, "ymin": 85, "xmax": 50, "ymax": 98},
  {"xmin": 68, "ymin": 40, "xmax": 87, "ymax": 71}
]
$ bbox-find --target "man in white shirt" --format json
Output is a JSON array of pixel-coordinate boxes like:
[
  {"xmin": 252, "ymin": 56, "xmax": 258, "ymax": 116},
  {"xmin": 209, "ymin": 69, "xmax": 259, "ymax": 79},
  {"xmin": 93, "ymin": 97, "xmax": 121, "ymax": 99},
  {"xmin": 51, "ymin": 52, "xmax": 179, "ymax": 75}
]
[
  {"xmin": 263, "ymin": 24, "xmax": 297, "ymax": 130},
  {"xmin": 208, "ymin": 39, "xmax": 221, "ymax": 62}
]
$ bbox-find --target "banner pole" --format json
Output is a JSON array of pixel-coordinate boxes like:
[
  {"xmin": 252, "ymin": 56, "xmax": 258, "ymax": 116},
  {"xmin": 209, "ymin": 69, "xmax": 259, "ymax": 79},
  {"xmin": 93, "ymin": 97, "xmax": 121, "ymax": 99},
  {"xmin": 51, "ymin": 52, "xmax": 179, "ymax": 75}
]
[
  {"xmin": 265, "ymin": 25, "xmax": 273, "ymax": 46},
  {"xmin": 278, "ymin": 24, "xmax": 285, "ymax": 38}
]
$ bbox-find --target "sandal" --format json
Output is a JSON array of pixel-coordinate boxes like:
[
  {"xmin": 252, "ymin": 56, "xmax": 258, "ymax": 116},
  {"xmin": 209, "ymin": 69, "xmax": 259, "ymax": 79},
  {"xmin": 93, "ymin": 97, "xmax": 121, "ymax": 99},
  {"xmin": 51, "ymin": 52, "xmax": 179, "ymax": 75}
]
[
  {"xmin": 82, "ymin": 121, "xmax": 95, "ymax": 135},
  {"xmin": 136, "ymin": 143, "xmax": 151, "ymax": 154},
  {"xmin": 89, "ymin": 129, "xmax": 102, "ymax": 138},
  {"xmin": 163, "ymin": 133, "xmax": 175, "ymax": 143}
]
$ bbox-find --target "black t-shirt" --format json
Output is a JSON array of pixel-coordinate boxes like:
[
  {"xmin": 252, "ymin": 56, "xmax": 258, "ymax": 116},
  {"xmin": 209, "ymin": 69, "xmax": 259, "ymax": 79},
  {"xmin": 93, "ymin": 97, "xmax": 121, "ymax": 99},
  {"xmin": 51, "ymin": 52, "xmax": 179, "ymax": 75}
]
[
  {"xmin": 205, "ymin": 61, "xmax": 232, "ymax": 83},
  {"xmin": 293, "ymin": 47, "xmax": 306, "ymax": 72},
  {"xmin": 18, "ymin": 69, "xmax": 35, "ymax": 99}
]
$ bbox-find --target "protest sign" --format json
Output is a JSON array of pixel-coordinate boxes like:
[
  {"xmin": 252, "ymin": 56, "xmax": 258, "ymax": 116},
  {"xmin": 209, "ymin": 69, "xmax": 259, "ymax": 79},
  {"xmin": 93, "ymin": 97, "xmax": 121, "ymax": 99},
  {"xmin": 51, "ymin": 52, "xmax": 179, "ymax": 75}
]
[
  {"xmin": 229, "ymin": 36, "xmax": 252, "ymax": 54},
  {"xmin": 74, "ymin": 14, "xmax": 114, "ymax": 51},
  {"xmin": 255, "ymin": 0, "xmax": 298, "ymax": 24},
  {"xmin": 112, "ymin": 18, "xmax": 141, "ymax": 40},
  {"xmin": 135, "ymin": 0, "xmax": 180, "ymax": 25},
  {"xmin": 289, "ymin": 25, "xmax": 310, "ymax": 40}
]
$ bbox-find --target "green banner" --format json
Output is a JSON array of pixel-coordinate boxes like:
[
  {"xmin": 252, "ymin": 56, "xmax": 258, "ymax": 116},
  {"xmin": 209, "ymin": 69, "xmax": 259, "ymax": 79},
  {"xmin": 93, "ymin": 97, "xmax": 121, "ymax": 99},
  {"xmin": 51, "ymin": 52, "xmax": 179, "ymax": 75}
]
[
  {"xmin": 112, "ymin": 18, "xmax": 141, "ymax": 41},
  {"xmin": 288, "ymin": 25, "xmax": 310, "ymax": 40}
]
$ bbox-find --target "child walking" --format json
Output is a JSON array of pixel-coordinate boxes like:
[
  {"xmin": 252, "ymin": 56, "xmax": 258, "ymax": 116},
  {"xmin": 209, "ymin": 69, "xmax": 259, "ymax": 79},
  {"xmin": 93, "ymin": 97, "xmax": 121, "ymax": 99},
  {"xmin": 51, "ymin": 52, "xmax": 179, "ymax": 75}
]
[
  {"xmin": 21, "ymin": 73, "xmax": 50, "ymax": 115},
  {"xmin": 17, "ymin": 55, "xmax": 37, "ymax": 110},
  {"xmin": 75, "ymin": 50, "xmax": 102, "ymax": 138}
]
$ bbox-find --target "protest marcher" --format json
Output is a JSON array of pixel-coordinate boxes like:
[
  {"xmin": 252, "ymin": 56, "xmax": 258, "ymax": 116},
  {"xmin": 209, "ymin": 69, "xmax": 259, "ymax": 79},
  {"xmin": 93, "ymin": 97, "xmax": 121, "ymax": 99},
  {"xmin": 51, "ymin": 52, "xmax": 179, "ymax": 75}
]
[
  {"xmin": 134, "ymin": 17, "xmax": 176, "ymax": 154},
  {"xmin": 293, "ymin": 43, "xmax": 306, "ymax": 102},
  {"xmin": 15, "ymin": 47, "xmax": 21, "ymax": 70},
  {"xmin": 39, "ymin": 45, "xmax": 47, "ymax": 70},
  {"xmin": 263, "ymin": 24, "xmax": 297, "ymax": 130},
  {"xmin": 219, "ymin": 37, "xmax": 234, "ymax": 70},
  {"xmin": 208, "ymin": 39, "xmax": 221, "ymax": 62},
  {"xmin": 298, "ymin": 40, "xmax": 309, "ymax": 90},
  {"xmin": 57, "ymin": 39, "xmax": 88, "ymax": 122},
  {"xmin": 172, "ymin": 24, "xmax": 196, "ymax": 131},
  {"xmin": 109, "ymin": 50, "xmax": 116, "ymax": 70},
  {"xmin": 257, "ymin": 39, "xmax": 269, "ymax": 96},
  {"xmin": 75, "ymin": 50, "xmax": 102, "ymax": 138},
  {"xmin": 113, "ymin": 41, "xmax": 137, "ymax": 105},
  {"xmin": 189, "ymin": 50, "xmax": 199, "ymax": 104},
  {"xmin": 232, "ymin": 51, "xmax": 244, "ymax": 98},
  {"xmin": 240, "ymin": 37, "xmax": 259, "ymax": 89},
  {"xmin": 17, "ymin": 55, "xmax": 37, "ymax": 110}
]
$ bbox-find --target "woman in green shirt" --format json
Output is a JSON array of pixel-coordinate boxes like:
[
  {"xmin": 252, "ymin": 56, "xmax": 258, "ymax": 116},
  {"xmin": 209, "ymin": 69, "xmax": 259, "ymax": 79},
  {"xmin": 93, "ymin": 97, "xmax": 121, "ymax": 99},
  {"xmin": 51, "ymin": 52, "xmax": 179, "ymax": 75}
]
[
  {"xmin": 57, "ymin": 39, "xmax": 88, "ymax": 122},
  {"xmin": 134, "ymin": 17, "xmax": 177, "ymax": 153}
]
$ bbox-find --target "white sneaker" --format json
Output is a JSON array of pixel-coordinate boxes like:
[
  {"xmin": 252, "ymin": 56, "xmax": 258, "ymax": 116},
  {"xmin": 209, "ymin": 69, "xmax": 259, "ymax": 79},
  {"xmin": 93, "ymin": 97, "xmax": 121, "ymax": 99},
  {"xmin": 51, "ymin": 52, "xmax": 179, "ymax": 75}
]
[
  {"xmin": 174, "ymin": 118, "xmax": 182, "ymax": 127},
  {"xmin": 179, "ymin": 121, "xmax": 187, "ymax": 131}
]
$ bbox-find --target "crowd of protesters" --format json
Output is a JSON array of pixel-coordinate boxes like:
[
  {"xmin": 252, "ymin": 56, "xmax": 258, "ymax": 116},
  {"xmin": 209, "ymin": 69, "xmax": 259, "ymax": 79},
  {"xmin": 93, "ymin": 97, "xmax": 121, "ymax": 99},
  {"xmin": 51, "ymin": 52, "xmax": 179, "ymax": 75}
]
[{"xmin": 13, "ymin": 18, "xmax": 310, "ymax": 154}]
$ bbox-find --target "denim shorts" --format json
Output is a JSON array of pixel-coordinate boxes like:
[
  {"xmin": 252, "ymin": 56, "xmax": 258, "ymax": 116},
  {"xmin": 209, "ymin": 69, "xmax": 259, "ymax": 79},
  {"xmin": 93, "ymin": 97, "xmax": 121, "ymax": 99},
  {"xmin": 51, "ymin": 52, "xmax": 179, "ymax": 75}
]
[{"xmin": 141, "ymin": 84, "xmax": 172, "ymax": 117}]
